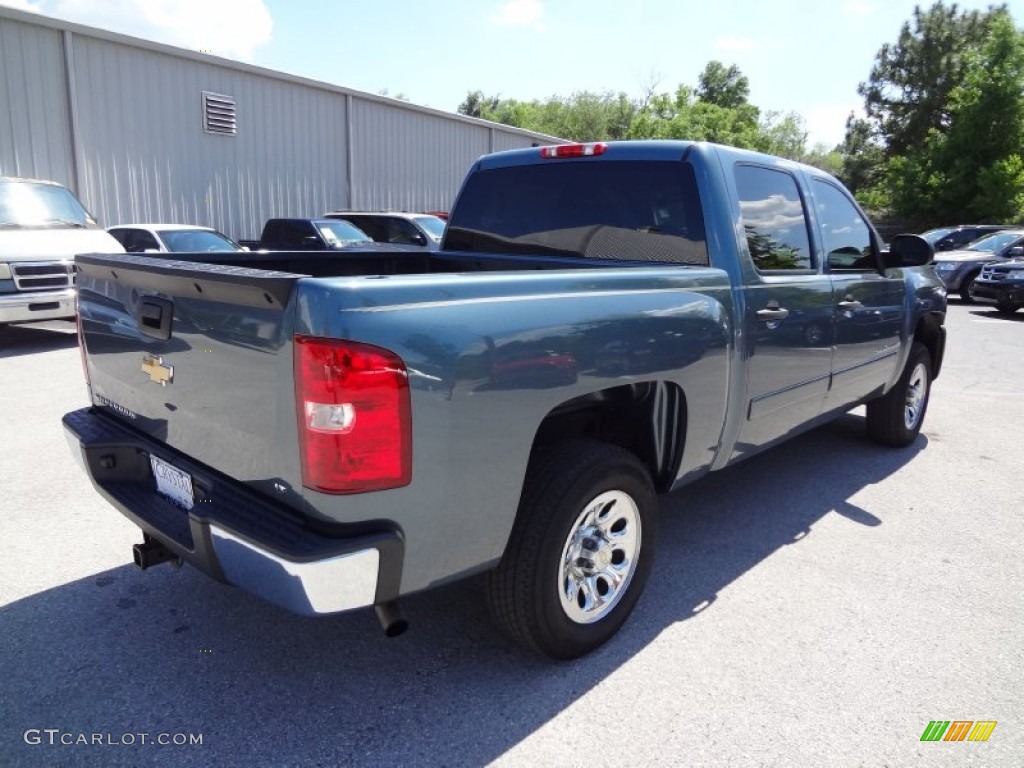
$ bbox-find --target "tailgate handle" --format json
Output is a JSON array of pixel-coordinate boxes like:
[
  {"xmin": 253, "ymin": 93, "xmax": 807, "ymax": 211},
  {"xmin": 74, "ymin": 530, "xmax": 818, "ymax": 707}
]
[{"xmin": 138, "ymin": 297, "xmax": 173, "ymax": 340}]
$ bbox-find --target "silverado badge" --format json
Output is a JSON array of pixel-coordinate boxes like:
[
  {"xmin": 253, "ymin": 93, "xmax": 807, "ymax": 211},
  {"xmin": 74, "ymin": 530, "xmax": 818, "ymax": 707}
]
[{"xmin": 142, "ymin": 355, "xmax": 174, "ymax": 386}]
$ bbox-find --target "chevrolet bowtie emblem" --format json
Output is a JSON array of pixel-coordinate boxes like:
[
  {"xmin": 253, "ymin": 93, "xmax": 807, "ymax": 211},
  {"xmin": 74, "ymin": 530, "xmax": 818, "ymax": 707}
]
[{"xmin": 142, "ymin": 355, "xmax": 174, "ymax": 386}]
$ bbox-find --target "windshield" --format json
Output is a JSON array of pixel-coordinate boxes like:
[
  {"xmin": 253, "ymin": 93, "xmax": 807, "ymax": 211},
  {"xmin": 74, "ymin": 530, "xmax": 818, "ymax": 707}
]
[
  {"xmin": 316, "ymin": 220, "xmax": 373, "ymax": 245},
  {"xmin": 920, "ymin": 227, "xmax": 953, "ymax": 245},
  {"xmin": 0, "ymin": 180, "xmax": 96, "ymax": 228},
  {"xmin": 413, "ymin": 215, "xmax": 446, "ymax": 240},
  {"xmin": 159, "ymin": 229, "xmax": 242, "ymax": 252},
  {"xmin": 966, "ymin": 232, "xmax": 1021, "ymax": 253}
]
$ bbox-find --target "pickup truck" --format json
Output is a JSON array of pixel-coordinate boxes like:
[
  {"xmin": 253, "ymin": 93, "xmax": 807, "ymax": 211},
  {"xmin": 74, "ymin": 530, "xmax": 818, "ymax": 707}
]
[
  {"xmin": 63, "ymin": 141, "xmax": 946, "ymax": 660},
  {"xmin": 237, "ymin": 217, "xmax": 409, "ymax": 253},
  {"xmin": 0, "ymin": 176, "xmax": 124, "ymax": 326}
]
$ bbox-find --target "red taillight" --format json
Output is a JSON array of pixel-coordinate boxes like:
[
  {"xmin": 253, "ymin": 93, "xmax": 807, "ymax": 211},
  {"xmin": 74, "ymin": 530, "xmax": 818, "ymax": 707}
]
[
  {"xmin": 294, "ymin": 336, "xmax": 411, "ymax": 494},
  {"xmin": 540, "ymin": 142, "xmax": 608, "ymax": 159}
]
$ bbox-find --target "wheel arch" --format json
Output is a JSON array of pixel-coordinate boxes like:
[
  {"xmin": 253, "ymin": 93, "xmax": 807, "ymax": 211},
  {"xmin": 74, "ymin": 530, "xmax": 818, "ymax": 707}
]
[
  {"xmin": 913, "ymin": 312, "xmax": 945, "ymax": 380},
  {"xmin": 527, "ymin": 381, "xmax": 687, "ymax": 494}
]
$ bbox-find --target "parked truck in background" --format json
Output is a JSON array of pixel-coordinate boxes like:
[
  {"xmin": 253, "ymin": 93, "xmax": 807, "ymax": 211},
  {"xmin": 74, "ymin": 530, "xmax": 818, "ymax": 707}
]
[
  {"xmin": 0, "ymin": 177, "xmax": 123, "ymax": 327},
  {"xmin": 64, "ymin": 141, "xmax": 945, "ymax": 659},
  {"xmin": 237, "ymin": 217, "xmax": 410, "ymax": 253}
]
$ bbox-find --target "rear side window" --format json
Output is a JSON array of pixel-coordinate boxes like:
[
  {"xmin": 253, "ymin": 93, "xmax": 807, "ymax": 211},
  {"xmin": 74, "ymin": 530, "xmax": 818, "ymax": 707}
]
[
  {"xmin": 735, "ymin": 165, "xmax": 813, "ymax": 272},
  {"xmin": 445, "ymin": 160, "xmax": 708, "ymax": 265}
]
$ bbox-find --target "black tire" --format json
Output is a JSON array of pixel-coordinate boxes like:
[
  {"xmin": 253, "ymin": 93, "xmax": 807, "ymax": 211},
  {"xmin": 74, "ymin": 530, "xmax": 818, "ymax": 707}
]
[
  {"xmin": 996, "ymin": 301, "xmax": 1020, "ymax": 315},
  {"xmin": 959, "ymin": 272, "xmax": 979, "ymax": 303},
  {"xmin": 866, "ymin": 341, "xmax": 932, "ymax": 447},
  {"xmin": 486, "ymin": 440, "xmax": 658, "ymax": 660}
]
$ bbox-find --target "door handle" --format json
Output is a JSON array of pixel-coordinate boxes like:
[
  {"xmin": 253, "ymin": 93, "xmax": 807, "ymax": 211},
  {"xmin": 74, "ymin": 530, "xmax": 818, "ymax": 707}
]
[
  {"xmin": 837, "ymin": 296, "xmax": 863, "ymax": 311},
  {"xmin": 756, "ymin": 301, "xmax": 790, "ymax": 322}
]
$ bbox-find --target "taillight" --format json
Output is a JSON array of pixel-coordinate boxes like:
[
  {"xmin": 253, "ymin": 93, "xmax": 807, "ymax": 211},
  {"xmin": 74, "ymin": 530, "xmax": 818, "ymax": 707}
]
[
  {"xmin": 294, "ymin": 336, "xmax": 411, "ymax": 494},
  {"xmin": 540, "ymin": 142, "xmax": 608, "ymax": 158}
]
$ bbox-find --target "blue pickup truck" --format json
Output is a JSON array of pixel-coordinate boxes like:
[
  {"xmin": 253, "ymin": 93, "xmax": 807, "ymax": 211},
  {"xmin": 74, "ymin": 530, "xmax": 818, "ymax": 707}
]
[{"xmin": 64, "ymin": 141, "xmax": 946, "ymax": 659}]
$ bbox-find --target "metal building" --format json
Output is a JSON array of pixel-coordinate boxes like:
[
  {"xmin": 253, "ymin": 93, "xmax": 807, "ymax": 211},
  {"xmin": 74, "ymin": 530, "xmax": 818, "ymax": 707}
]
[{"xmin": 0, "ymin": 5, "xmax": 560, "ymax": 241}]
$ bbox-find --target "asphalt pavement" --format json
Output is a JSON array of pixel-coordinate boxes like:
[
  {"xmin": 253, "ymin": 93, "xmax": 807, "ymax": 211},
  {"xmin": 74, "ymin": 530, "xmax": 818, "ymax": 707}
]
[{"xmin": 1, "ymin": 304, "xmax": 1021, "ymax": 767}]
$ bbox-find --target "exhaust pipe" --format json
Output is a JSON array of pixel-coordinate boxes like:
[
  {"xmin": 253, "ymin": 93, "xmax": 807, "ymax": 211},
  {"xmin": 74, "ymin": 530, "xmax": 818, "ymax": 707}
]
[
  {"xmin": 374, "ymin": 601, "xmax": 408, "ymax": 638},
  {"xmin": 133, "ymin": 536, "xmax": 181, "ymax": 570}
]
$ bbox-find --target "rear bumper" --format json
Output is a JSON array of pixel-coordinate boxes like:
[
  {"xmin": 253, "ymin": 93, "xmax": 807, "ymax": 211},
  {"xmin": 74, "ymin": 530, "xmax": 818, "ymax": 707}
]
[
  {"xmin": 62, "ymin": 407, "xmax": 403, "ymax": 616},
  {"xmin": 0, "ymin": 288, "xmax": 76, "ymax": 323}
]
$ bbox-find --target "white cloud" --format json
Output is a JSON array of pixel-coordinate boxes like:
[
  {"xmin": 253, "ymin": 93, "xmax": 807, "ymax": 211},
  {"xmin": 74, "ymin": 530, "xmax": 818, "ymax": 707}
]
[
  {"xmin": 4, "ymin": 0, "xmax": 273, "ymax": 61},
  {"xmin": 842, "ymin": 1, "xmax": 875, "ymax": 16},
  {"xmin": 0, "ymin": 0, "xmax": 43, "ymax": 11},
  {"xmin": 804, "ymin": 103, "xmax": 862, "ymax": 148},
  {"xmin": 714, "ymin": 36, "xmax": 756, "ymax": 53},
  {"xmin": 491, "ymin": 0, "xmax": 546, "ymax": 30}
]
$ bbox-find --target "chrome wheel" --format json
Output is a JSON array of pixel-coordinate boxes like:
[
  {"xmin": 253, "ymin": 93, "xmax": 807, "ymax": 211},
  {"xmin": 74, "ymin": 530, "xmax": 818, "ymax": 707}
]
[
  {"xmin": 904, "ymin": 362, "xmax": 928, "ymax": 430},
  {"xmin": 558, "ymin": 490, "xmax": 642, "ymax": 624}
]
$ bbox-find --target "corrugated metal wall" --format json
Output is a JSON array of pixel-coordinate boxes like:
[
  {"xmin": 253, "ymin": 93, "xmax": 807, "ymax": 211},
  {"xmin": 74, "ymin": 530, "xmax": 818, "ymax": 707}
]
[
  {"xmin": 0, "ymin": 17, "xmax": 75, "ymax": 186},
  {"xmin": 0, "ymin": 6, "xmax": 559, "ymax": 242}
]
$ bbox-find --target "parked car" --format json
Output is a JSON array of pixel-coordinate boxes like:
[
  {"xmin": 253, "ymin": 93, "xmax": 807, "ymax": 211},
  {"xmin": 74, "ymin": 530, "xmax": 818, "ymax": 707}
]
[
  {"xmin": 0, "ymin": 176, "xmax": 123, "ymax": 326},
  {"xmin": 973, "ymin": 256, "xmax": 1024, "ymax": 314},
  {"xmin": 107, "ymin": 224, "xmax": 245, "ymax": 253},
  {"xmin": 932, "ymin": 229, "xmax": 1024, "ymax": 302},
  {"xmin": 65, "ymin": 140, "xmax": 944, "ymax": 660},
  {"xmin": 237, "ymin": 218, "xmax": 411, "ymax": 252},
  {"xmin": 322, "ymin": 211, "xmax": 446, "ymax": 250},
  {"xmin": 921, "ymin": 224, "xmax": 1014, "ymax": 252}
]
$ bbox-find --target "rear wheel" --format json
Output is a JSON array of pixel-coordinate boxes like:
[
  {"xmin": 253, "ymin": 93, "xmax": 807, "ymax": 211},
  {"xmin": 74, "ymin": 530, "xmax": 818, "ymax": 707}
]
[
  {"xmin": 866, "ymin": 341, "xmax": 932, "ymax": 447},
  {"xmin": 486, "ymin": 440, "xmax": 658, "ymax": 660},
  {"xmin": 996, "ymin": 301, "xmax": 1020, "ymax": 315}
]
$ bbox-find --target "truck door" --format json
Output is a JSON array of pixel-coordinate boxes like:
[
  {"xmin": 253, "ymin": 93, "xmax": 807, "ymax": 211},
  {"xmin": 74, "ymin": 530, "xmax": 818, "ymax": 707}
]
[
  {"xmin": 732, "ymin": 164, "xmax": 834, "ymax": 454},
  {"xmin": 809, "ymin": 180, "xmax": 904, "ymax": 409}
]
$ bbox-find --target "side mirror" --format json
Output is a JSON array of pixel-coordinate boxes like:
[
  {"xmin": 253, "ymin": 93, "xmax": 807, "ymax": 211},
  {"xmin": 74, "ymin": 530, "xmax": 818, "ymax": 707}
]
[
  {"xmin": 1008, "ymin": 245, "xmax": 1024, "ymax": 257},
  {"xmin": 412, "ymin": 233, "xmax": 427, "ymax": 246},
  {"xmin": 882, "ymin": 234, "xmax": 933, "ymax": 269}
]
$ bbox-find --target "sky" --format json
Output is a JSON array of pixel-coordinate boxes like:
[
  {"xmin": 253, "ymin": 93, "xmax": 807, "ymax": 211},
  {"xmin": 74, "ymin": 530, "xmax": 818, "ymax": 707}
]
[{"xmin": 3, "ymin": 0, "xmax": 1022, "ymax": 148}]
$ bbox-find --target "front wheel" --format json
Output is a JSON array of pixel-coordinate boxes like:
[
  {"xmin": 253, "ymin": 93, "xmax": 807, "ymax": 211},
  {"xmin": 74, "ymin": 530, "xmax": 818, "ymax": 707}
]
[
  {"xmin": 486, "ymin": 440, "xmax": 658, "ymax": 660},
  {"xmin": 959, "ymin": 272, "xmax": 980, "ymax": 303},
  {"xmin": 866, "ymin": 341, "xmax": 932, "ymax": 447},
  {"xmin": 996, "ymin": 301, "xmax": 1020, "ymax": 315}
]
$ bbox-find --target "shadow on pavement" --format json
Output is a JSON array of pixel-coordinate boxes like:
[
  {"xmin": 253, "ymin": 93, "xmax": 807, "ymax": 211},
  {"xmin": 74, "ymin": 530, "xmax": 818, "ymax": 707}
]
[
  {"xmin": 0, "ymin": 322, "xmax": 78, "ymax": 358},
  {"xmin": 968, "ymin": 308, "xmax": 1024, "ymax": 322},
  {"xmin": 1, "ymin": 414, "xmax": 925, "ymax": 766}
]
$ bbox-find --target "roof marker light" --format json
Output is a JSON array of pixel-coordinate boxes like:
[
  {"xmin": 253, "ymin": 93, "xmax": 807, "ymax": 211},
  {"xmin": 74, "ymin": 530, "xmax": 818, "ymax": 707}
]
[{"xmin": 540, "ymin": 142, "xmax": 609, "ymax": 159}]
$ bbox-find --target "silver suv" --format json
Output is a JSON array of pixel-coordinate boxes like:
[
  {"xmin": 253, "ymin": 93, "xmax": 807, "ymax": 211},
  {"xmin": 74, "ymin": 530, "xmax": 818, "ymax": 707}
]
[{"xmin": 932, "ymin": 229, "xmax": 1024, "ymax": 302}]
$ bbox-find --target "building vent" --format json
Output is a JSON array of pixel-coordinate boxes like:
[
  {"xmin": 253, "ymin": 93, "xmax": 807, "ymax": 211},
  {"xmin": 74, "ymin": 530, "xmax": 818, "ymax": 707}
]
[{"xmin": 202, "ymin": 91, "xmax": 237, "ymax": 135}]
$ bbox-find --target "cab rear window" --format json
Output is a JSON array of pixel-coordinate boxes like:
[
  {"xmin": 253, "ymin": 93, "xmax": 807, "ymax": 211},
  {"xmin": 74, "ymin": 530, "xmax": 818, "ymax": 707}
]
[{"xmin": 445, "ymin": 161, "xmax": 708, "ymax": 266}]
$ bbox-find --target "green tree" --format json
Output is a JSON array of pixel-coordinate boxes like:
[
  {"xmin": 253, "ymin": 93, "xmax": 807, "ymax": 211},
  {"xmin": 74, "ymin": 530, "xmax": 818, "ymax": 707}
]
[
  {"xmin": 858, "ymin": 2, "xmax": 1006, "ymax": 158},
  {"xmin": 888, "ymin": 12, "xmax": 1024, "ymax": 225},
  {"xmin": 696, "ymin": 61, "xmax": 751, "ymax": 109}
]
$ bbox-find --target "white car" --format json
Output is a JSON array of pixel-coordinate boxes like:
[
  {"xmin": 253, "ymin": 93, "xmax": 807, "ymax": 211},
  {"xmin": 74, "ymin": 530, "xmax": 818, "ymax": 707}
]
[{"xmin": 106, "ymin": 224, "xmax": 245, "ymax": 253}]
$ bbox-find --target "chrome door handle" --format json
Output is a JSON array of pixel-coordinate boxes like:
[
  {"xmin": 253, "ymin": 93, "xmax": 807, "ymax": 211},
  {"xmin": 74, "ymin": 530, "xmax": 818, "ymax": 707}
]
[
  {"xmin": 756, "ymin": 305, "xmax": 790, "ymax": 322},
  {"xmin": 837, "ymin": 299, "xmax": 863, "ymax": 311}
]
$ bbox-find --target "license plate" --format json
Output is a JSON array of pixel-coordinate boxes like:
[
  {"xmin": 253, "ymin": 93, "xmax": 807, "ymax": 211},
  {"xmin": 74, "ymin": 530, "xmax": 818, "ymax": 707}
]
[{"xmin": 150, "ymin": 454, "xmax": 194, "ymax": 510}]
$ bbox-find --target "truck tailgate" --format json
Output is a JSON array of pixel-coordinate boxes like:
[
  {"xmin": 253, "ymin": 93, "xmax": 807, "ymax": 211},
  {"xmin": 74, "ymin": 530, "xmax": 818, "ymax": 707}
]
[{"xmin": 74, "ymin": 253, "xmax": 304, "ymax": 506}]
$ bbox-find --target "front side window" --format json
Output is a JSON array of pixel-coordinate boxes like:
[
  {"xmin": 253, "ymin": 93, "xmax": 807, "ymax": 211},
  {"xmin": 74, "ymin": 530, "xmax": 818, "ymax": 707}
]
[
  {"xmin": 813, "ymin": 180, "xmax": 875, "ymax": 271},
  {"xmin": 735, "ymin": 165, "xmax": 813, "ymax": 271}
]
